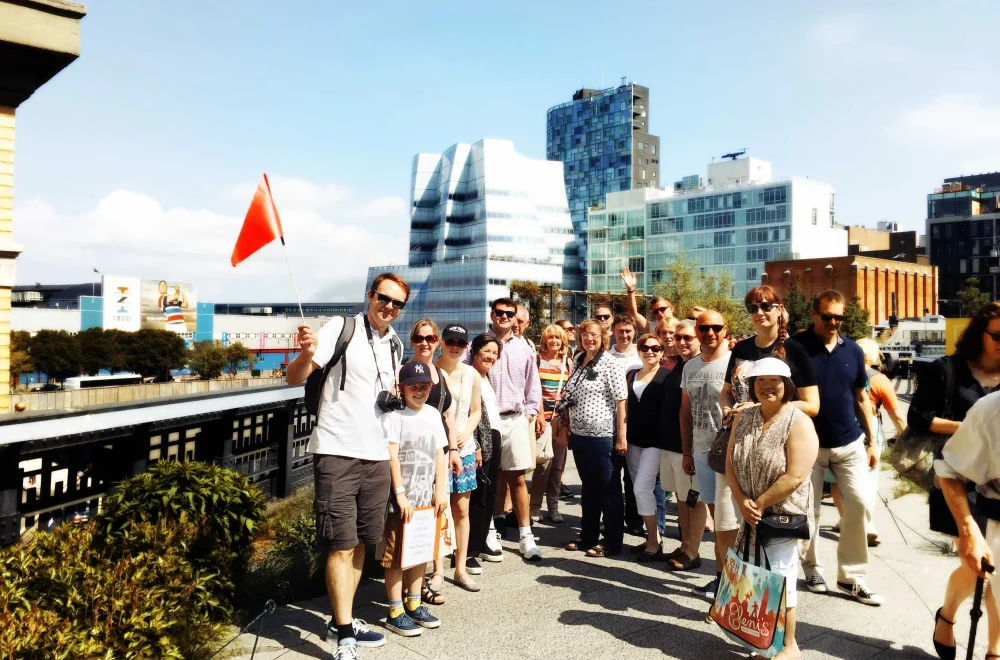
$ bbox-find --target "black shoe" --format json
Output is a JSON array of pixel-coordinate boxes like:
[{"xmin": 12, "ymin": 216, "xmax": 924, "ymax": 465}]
[
  {"xmin": 637, "ymin": 547, "xmax": 664, "ymax": 563},
  {"xmin": 560, "ymin": 484, "xmax": 574, "ymax": 499},
  {"xmin": 466, "ymin": 557, "xmax": 483, "ymax": 575},
  {"xmin": 933, "ymin": 608, "xmax": 956, "ymax": 660},
  {"xmin": 494, "ymin": 515, "xmax": 508, "ymax": 539}
]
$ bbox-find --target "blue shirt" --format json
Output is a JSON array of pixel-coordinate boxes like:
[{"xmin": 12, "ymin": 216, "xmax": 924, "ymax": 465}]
[{"xmin": 788, "ymin": 328, "xmax": 868, "ymax": 449}]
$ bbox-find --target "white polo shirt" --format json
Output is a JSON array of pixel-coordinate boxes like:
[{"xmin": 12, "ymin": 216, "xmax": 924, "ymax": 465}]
[{"xmin": 307, "ymin": 313, "xmax": 400, "ymax": 460}]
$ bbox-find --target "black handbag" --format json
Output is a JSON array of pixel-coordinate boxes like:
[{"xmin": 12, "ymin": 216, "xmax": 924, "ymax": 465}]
[
  {"xmin": 929, "ymin": 485, "xmax": 987, "ymax": 537},
  {"xmin": 756, "ymin": 513, "xmax": 810, "ymax": 543}
]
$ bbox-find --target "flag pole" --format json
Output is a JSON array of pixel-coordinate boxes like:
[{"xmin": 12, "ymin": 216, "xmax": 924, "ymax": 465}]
[{"xmin": 279, "ymin": 237, "xmax": 306, "ymax": 321}]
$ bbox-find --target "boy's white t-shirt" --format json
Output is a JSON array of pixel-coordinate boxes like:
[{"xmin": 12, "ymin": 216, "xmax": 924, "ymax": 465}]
[{"xmin": 381, "ymin": 405, "xmax": 448, "ymax": 508}]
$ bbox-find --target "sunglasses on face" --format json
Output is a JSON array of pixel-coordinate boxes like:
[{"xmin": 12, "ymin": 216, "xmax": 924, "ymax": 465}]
[
  {"xmin": 819, "ymin": 313, "xmax": 844, "ymax": 324},
  {"xmin": 562, "ymin": 326, "xmax": 575, "ymax": 332},
  {"xmin": 493, "ymin": 309, "xmax": 516, "ymax": 319},
  {"xmin": 698, "ymin": 324, "xmax": 725, "ymax": 334},
  {"xmin": 747, "ymin": 302, "xmax": 778, "ymax": 314},
  {"xmin": 413, "ymin": 334, "xmax": 438, "ymax": 344},
  {"xmin": 374, "ymin": 292, "xmax": 406, "ymax": 309},
  {"xmin": 674, "ymin": 334, "xmax": 696, "ymax": 343},
  {"xmin": 445, "ymin": 339, "xmax": 468, "ymax": 348},
  {"xmin": 652, "ymin": 306, "xmax": 671, "ymax": 315},
  {"xmin": 595, "ymin": 314, "xmax": 611, "ymax": 321},
  {"xmin": 639, "ymin": 344, "xmax": 663, "ymax": 353},
  {"xmin": 986, "ymin": 331, "xmax": 1000, "ymax": 342}
]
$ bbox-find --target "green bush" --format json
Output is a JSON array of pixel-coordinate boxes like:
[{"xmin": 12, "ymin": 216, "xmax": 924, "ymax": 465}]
[
  {"xmin": 98, "ymin": 461, "xmax": 266, "ymax": 584},
  {"xmin": 0, "ymin": 520, "xmax": 230, "ymax": 659},
  {"xmin": 237, "ymin": 512, "xmax": 325, "ymax": 616}
]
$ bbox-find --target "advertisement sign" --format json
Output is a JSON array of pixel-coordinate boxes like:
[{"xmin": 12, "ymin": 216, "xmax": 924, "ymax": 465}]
[
  {"xmin": 102, "ymin": 276, "xmax": 141, "ymax": 331},
  {"xmin": 102, "ymin": 277, "xmax": 198, "ymax": 334}
]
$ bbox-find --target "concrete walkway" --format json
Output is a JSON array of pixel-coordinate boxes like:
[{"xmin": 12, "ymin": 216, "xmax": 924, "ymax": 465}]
[{"xmin": 225, "ymin": 385, "xmax": 991, "ymax": 659}]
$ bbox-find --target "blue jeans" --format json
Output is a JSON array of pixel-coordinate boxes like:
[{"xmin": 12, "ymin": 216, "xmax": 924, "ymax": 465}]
[
  {"xmin": 654, "ymin": 478, "xmax": 667, "ymax": 535},
  {"xmin": 571, "ymin": 434, "xmax": 624, "ymax": 552}
]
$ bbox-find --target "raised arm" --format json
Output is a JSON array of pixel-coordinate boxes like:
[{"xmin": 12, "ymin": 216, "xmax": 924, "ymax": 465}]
[{"xmin": 620, "ymin": 267, "xmax": 649, "ymax": 332}]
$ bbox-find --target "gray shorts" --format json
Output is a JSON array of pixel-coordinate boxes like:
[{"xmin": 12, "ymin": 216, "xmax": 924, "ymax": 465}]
[{"xmin": 313, "ymin": 454, "xmax": 391, "ymax": 551}]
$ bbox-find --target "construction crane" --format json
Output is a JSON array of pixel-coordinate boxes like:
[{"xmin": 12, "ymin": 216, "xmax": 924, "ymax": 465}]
[{"xmin": 721, "ymin": 149, "xmax": 746, "ymax": 161}]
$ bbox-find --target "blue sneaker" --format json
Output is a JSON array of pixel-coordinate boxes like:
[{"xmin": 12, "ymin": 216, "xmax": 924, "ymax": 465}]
[
  {"xmin": 322, "ymin": 618, "xmax": 387, "ymax": 647},
  {"xmin": 405, "ymin": 605, "xmax": 441, "ymax": 629},
  {"xmin": 386, "ymin": 611, "xmax": 422, "ymax": 637}
]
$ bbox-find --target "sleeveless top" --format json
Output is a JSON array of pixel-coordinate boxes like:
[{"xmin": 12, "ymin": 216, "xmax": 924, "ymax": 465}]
[
  {"xmin": 446, "ymin": 363, "xmax": 478, "ymax": 457},
  {"xmin": 730, "ymin": 404, "xmax": 814, "ymax": 550},
  {"xmin": 538, "ymin": 356, "xmax": 570, "ymax": 421}
]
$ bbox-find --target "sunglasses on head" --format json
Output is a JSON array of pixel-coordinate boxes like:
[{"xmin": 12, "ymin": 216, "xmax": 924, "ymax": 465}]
[
  {"xmin": 820, "ymin": 313, "xmax": 844, "ymax": 323},
  {"xmin": 638, "ymin": 344, "xmax": 663, "ymax": 353},
  {"xmin": 374, "ymin": 292, "xmax": 406, "ymax": 309},
  {"xmin": 747, "ymin": 302, "xmax": 778, "ymax": 314},
  {"xmin": 652, "ymin": 306, "xmax": 671, "ymax": 315},
  {"xmin": 445, "ymin": 339, "xmax": 468, "ymax": 348},
  {"xmin": 595, "ymin": 314, "xmax": 611, "ymax": 321},
  {"xmin": 698, "ymin": 324, "xmax": 724, "ymax": 334},
  {"xmin": 413, "ymin": 334, "xmax": 438, "ymax": 344},
  {"xmin": 493, "ymin": 309, "xmax": 516, "ymax": 319}
]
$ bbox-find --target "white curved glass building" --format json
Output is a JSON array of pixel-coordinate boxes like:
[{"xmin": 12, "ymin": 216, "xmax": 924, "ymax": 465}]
[{"xmin": 368, "ymin": 139, "xmax": 575, "ymax": 336}]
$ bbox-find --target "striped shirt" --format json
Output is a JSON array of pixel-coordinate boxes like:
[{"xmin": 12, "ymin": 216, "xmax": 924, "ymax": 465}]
[
  {"xmin": 538, "ymin": 356, "xmax": 570, "ymax": 421},
  {"xmin": 487, "ymin": 330, "xmax": 541, "ymax": 417}
]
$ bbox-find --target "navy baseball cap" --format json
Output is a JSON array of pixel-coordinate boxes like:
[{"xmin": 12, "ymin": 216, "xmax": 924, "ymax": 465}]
[
  {"xmin": 441, "ymin": 324, "xmax": 469, "ymax": 344},
  {"xmin": 399, "ymin": 360, "xmax": 433, "ymax": 386}
]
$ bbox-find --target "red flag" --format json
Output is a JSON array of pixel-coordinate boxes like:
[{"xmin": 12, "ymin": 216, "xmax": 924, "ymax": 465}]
[{"xmin": 231, "ymin": 174, "xmax": 284, "ymax": 266}]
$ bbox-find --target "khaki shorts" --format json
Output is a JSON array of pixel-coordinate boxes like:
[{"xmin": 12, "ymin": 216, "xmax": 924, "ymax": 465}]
[
  {"xmin": 499, "ymin": 413, "xmax": 533, "ymax": 472},
  {"xmin": 659, "ymin": 450, "xmax": 696, "ymax": 497},
  {"xmin": 376, "ymin": 509, "xmax": 404, "ymax": 569},
  {"xmin": 714, "ymin": 471, "xmax": 742, "ymax": 532}
]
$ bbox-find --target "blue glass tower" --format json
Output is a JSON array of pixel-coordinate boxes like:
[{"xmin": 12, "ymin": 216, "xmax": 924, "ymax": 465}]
[{"xmin": 546, "ymin": 79, "xmax": 660, "ymax": 289}]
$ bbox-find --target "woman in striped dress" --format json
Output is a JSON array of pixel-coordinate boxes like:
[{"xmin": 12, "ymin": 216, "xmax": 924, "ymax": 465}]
[{"xmin": 529, "ymin": 324, "xmax": 572, "ymax": 523}]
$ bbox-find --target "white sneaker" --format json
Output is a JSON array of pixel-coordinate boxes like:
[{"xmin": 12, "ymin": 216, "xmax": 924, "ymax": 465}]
[
  {"xmin": 804, "ymin": 574, "xmax": 828, "ymax": 593},
  {"xmin": 519, "ymin": 535, "xmax": 542, "ymax": 562},
  {"xmin": 837, "ymin": 580, "xmax": 884, "ymax": 606},
  {"xmin": 486, "ymin": 528, "xmax": 503, "ymax": 554}
]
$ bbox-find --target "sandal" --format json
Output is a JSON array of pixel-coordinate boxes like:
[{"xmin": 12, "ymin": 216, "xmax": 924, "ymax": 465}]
[
  {"xmin": 637, "ymin": 547, "xmax": 664, "ymax": 563},
  {"xmin": 933, "ymin": 608, "xmax": 956, "ymax": 660},
  {"xmin": 585, "ymin": 544, "xmax": 620, "ymax": 558},
  {"xmin": 665, "ymin": 553, "xmax": 703, "ymax": 571},
  {"xmin": 421, "ymin": 585, "xmax": 445, "ymax": 605},
  {"xmin": 565, "ymin": 538, "xmax": 587, "ymax": 551}
]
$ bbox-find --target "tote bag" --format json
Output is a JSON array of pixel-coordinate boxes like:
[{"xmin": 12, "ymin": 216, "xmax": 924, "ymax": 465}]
[{"xmin": 710, "ymin": 525, "xmax": 788, "ymax": 657}]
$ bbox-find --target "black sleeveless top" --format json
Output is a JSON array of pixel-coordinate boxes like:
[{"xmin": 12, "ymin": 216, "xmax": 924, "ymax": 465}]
[{"xmin": 626, "ymin": 366, "xmax": 671, "ymax": 450}]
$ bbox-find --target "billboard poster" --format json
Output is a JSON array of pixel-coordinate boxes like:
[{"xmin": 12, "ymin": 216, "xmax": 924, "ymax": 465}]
[
  {"xmin": 139, "ymin": 279, "xmax": 198, "ymax": 333},
  {"xmin": 102, "ymin": 276, "xmax": 141, "ymax": 331},
  {"xmin": 101, "ymin": 277, "xmax": 198, "ymax": 333}
]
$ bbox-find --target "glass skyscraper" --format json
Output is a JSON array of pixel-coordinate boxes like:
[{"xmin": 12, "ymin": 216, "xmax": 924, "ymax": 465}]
[
  {"xmin": 546, "ymin": 79, "xmax": 660, "ymax": 289},
  {"xmin": 368, "ymin": 139, "xmax": 575, "ymax": 337}
]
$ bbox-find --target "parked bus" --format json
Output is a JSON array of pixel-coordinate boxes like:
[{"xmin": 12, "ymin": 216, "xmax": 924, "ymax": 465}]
[{"xmin": 63, "ymin": 373, "xmax": 143, "ymax": 390}]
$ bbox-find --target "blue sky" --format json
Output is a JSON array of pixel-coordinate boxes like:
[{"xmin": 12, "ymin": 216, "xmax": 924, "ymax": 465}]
[{"xmin": 12, "ymin": 0, "xmax": 1000, "ymax": 301}]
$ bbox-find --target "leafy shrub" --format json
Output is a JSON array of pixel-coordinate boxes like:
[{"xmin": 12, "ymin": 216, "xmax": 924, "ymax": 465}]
[
  {"xmin": 0, "ymin": 520, "xmax": 230, "ymax": 659},
  {"xmin": 237, "ymin": 512, "xmax": 325, "ymax": 616},
  {"xmin": 98, "ymin": 461, "xmax": 266, "ymax": 584}
]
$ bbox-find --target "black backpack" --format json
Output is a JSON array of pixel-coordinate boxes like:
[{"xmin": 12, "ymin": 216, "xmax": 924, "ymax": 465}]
[{"xmin": 304, "ymin": 317, "xmax": 357, "ymax": 417}]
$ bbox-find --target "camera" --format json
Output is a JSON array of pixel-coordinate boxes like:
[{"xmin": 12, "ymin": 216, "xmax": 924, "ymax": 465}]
[
  {"xmin": 376, "ymin": 390, "xmax": 405, "ymax": 413},
  {"xmin": 553, "ymin": 393, "xmax": 576, "ymax": 414}
]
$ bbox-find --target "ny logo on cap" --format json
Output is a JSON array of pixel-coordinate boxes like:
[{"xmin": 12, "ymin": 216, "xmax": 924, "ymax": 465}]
[{"xmin": 414, "ymin": 364, "xmax": 425, "ymax": 374}]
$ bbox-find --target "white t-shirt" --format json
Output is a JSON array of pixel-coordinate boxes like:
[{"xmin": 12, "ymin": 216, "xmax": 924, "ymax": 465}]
[
  {"xmin": 609, "ymin": 344, "xmax": 643, "ymax": 374},
  {"xmin": 381, "ymin": 405, "xmax": 448, "ymax": 508},
  {"xmin": 307, "ymin": 314, "xmax": 400, "ymax": 460},
  {"xmin": 681, "ymin": 351, "xmax": 730, "ymax": 453}
]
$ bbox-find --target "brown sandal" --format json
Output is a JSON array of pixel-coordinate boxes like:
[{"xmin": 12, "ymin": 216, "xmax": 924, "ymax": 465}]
[
  {"xmin": 565, "ymin": 538, "xmax": 587, "ymax": 551},
  {"xmin": 665, "ymin": 553, "xmax": 703, "ymax": 571}
]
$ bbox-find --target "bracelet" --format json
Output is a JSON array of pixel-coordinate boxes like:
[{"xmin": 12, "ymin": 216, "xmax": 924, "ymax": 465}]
[
  {"xmin": 449, "ymin": 448, "xmax": 459, "ymax": 453},
  {"xmin": 394, "ymin": 487, "xmax": 406, "ymax": 495},
  {"xmin": 626, "ymin": 288, "xmax": 635, "ymax": 294},
  {"xmin": 683, "ymin": 454, "xmax": 693, "ymax": 458}
]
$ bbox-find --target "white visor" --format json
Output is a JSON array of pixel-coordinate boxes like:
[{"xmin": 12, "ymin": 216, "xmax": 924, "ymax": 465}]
[{"xmin": 747, "ymin": 357, "xmax": 792, "ymax": 379}]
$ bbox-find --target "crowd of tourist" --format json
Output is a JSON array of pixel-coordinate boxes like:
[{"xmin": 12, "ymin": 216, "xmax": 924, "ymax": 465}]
[{"xmin": 288, "ymin": 270, "xmax": 1000, "ymax": 660}]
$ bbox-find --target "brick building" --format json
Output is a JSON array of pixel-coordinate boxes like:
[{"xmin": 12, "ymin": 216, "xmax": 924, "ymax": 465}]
[{"xmin": 764, "ymin": 255, "xmax": 938, "ymax": 327}]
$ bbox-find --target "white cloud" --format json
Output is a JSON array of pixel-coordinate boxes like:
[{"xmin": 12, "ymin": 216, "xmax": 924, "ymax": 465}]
[
  {"xmin": 810, "ymin": 15, "xmax": 866, "ymax": 50},
  {"xmin": 807, "ymin": 14, "xmax": 910, "ymax": 65},
  {"xmin": 13, "ymin": 179, "xmax": 409, "ymax": 303},
  {"xmin": 892, "ymin": 94, "xmax": 1000, "ymax": 149}
]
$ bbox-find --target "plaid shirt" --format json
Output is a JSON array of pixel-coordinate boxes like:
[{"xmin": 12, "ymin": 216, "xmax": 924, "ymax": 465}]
[{"xmin": 487, "ymin": 329, "xmax": 541, "ymax": 417}]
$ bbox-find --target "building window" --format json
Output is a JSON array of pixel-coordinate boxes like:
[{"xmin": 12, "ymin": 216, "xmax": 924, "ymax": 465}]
[
  {"xmin": 651, "ymin": 144, "xmax": 656, "ymax": 155},
  {"xmin": 961, "ymin": 259, "xmax": 967, "ymax": 274},
  {"xmin": 641, "ymin": 169, "xmax": 646, "ymax": 180},
  {"xmin": 973, "ymin": 258, "xmax": 980, "ymax": 272},
  {"xmin": 811, "ymin": 208, "xmax": 817, "ymax": 226}
]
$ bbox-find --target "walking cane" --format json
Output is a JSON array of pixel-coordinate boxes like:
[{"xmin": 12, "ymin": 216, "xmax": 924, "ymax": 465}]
[{"xmin": 967, "ymin": 558, "xmax": 995, "ymax": 660}]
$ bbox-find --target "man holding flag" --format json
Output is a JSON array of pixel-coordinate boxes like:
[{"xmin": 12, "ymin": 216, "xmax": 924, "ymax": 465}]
[{"xmin": 233, "ymin": 175, "xmax": 408, "ymax": 658}]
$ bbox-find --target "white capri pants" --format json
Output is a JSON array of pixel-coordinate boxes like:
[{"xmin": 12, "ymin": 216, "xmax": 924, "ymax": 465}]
[
  {"xmin": 761, "ymin": 538, "xmax": 800, "ymax": 608},
  {"xmin": 626, "ymin": 445, "xmax": 662, "ymax": 517}
]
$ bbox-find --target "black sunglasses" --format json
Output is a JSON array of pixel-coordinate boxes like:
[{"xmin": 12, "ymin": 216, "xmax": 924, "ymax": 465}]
[
  {"xmin": 986, "ymin": 331, "xmax": 1000, "ymax": 342},
  {"xmin": 674, "ymin": 334, "xmax": 697, "ymax": 343},
  {"xmin": 639, "ymin": 344, "xmax": 663, "ymax": 353},
  {"xmin": 413, "ymin": 334, "xmax": 438, "ymax": 344},
  {"xmin": 445, "ymin": 339, "xmax": 468, "ymax": 348},
  {"xmin": 493, "ymin": 309, "xmax": 516, "ymax": 319},
  {"xmin": 698, "ymin": 324, "xmax": 725, "ymax": 334},
  {"xmin": 747, "ymin": 302, "xmax": 778, "ymax": 314},
  {"xmin": 652, "ymin": 306, "xmax": 671, "ymax": 315},
  {"xmin": 374, "ymin": 292, "xmax": 406, "ymax": 309},
  {"xmin": 820, "ymin": 313, "xmax": 844, "ymax": 323},
  {"xmin": 595, "ymin": 314, "xmax": 611, "ymax": 321}
]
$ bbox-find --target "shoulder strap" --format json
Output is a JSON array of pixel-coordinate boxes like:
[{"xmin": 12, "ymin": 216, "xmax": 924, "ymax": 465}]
[
  {"xmin": 942, "ymin": 356, "xmax": 956, "ymax": 420},
  {"xmin": 333, "ymin": 316, "xmax": 357, "ymax": 391},
  {"xmin": 435, "ymin": 365, "xmax": 450, "ymax": 413}
]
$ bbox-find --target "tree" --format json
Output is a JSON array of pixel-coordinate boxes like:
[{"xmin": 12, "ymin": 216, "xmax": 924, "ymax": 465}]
[
  {"xmin": 956, "ymin": 277, "xmax": 992, "ymax": 317},
  {"xmin": 29, "ymin": 330, "xmax": 81, "ymax": 382},
  {"xmin": 125, "ymin": 329, "xmax": 186, "ymax": 381},
  {"xmin": 509, "ymin": 280, "xmax": 555, "ymax": 344},
  {"xmin": 10, "ymin": 330, "xmax": 33, "ymax": 389},
  {"xmin": 784, "ymin": 277, "xmax": 812, "ymax": 335},
  {"xmin": 188, "ymin": 340, "xmax": 226, "ymax": 380},
  {"xmin": 840, "ymin": 296, "xmax": 873, "ymax": 340},
  {"xmin": 651, "ymin": 258, "xmax": 752, "ymax": 338},
  {"xmin": 77, "ymin": 328, "xmax": 113, "ymax": 376},
  {"xmin": 102, "ymin": 329, "xmax": 132, "ymax": 374},
  {"xmin": 224, "ymin": 343, "xmax": 254, "ymax": 378}
]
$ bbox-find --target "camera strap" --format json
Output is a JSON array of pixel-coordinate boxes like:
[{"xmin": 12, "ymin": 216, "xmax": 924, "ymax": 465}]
[{"xmin": 364, "ymin": 315, "xmax": 399, "ymax": 393}]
